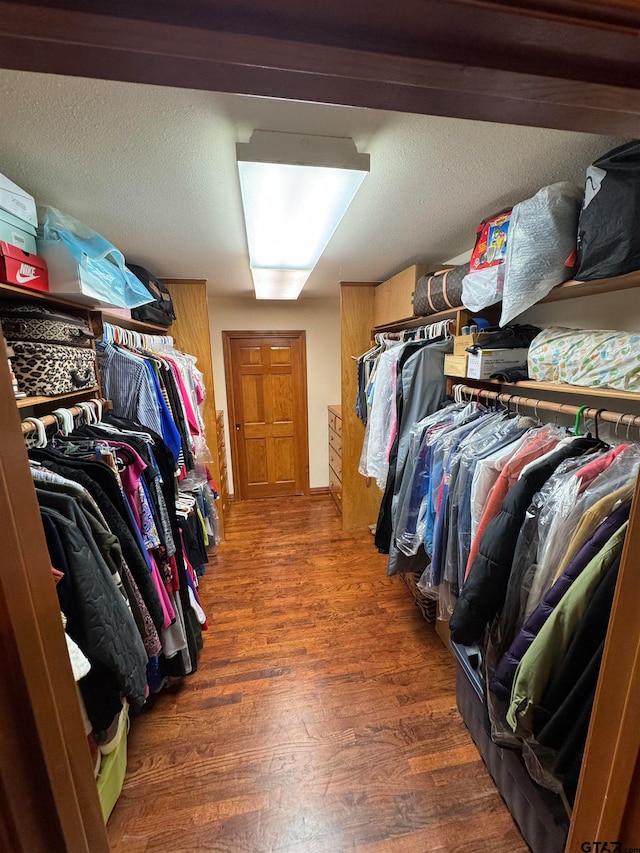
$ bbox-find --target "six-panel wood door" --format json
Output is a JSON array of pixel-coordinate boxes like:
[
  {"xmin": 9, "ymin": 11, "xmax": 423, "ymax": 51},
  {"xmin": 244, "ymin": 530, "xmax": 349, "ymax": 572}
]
[{"xmin": 224, "ymin": 331, "xmax": 309, "ymax": 501}]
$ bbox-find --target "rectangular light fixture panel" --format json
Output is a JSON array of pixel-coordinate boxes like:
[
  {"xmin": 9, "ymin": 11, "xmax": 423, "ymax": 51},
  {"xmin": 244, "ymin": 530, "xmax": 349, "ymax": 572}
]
[
  {"xmin": 251, "ymin": 268, "xmax": 311, "ymax": 300},
  {"xmin": 237, "ymin": 131, "xmax": 369, "ymax": 299}
]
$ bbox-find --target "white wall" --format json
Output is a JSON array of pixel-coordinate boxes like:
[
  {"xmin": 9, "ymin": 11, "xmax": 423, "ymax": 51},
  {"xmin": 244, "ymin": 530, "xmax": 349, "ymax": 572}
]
[{"xmin": 208, "ymin": 296, "xmax": 341, "ymax": 493}]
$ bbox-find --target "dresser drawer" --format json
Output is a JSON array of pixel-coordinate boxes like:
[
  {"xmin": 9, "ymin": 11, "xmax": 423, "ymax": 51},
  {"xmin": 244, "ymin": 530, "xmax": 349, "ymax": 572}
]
[
  {"xmin": 328, "ymin": 426, "xmax": 342, "ymax": 456},
  {"xmin": 329, "ymin": 447, "xmax": 341, "ymax": 480},
  {"xmin": 333, "ymin": 414, "xmax": 342, "ymax": 437}
]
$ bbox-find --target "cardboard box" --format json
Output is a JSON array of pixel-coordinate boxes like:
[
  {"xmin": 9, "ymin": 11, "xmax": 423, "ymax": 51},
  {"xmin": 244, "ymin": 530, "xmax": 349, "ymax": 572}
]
[
  {"xmin": 0, "ymin": 172, "xmax": 37, "ymax": 227},
  {"xmin": 466, "ymin": 347, "xmax": 529, "ymax": 380},
  {"xmin": 0, "ymin": 209, "xmax": 37, "ymax": 255},
  {"xmin": 453, "ymin": 333, "xmax": 493, "ymax": 356},
  {"xmin": 0, "ymin": 242, "xmax": 48, "ymax": 292},
  {"xmin": 444, "ymin": 354, "xmax": 468, "ymax": 377}
]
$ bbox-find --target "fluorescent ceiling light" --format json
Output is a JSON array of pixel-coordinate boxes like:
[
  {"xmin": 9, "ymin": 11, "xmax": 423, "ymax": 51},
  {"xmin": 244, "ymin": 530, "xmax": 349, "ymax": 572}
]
[
  {"xmin": 237, "ymin": 131, "xmax": 369, "ymax": 299},
  {"xmin": 251, "ymin": 268, "xmax": 311, "ymax": 300}
]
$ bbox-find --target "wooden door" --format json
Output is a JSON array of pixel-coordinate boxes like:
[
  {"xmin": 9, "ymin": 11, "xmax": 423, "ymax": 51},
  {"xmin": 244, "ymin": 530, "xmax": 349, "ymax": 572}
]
[{"xmin": 223, "ymin": 331, "xmax": 309, "ymax": 501}]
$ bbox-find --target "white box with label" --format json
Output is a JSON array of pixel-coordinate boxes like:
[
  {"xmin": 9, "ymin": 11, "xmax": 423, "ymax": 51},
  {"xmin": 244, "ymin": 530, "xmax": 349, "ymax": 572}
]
[
  {"xmin": 466, "ymin": 348, "xmax": 530, "ymax": 380},
  {"xmin": 0, "ymin": 172, "xmax": 37, "ymax": 227}
]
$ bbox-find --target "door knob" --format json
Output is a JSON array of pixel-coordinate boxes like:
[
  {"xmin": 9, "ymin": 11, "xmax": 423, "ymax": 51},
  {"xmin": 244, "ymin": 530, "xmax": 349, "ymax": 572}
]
[{"xmin": 236, "ymin": 423, "xmax": 241, "ymax": 430}]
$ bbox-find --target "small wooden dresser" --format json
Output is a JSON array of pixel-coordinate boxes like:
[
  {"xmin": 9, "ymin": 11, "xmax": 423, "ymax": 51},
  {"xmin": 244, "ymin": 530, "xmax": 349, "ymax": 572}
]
[{"xmin": 328, "ymin": 405, "xmax": 342, "ymax": 512}]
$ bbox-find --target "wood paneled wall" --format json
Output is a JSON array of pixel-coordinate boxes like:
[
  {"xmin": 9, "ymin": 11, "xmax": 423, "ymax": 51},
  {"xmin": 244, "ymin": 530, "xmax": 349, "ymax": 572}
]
[
  {"xmin": 373, "ymin": 264, "xmax": 432, "ymax": 328},
  {"xmin": 163, "ymin": 279, "xmax": 226, "ymax": 540},
  {"xmin": 340, "ymin": 283, "xmax": 382, "ymax": 530}
]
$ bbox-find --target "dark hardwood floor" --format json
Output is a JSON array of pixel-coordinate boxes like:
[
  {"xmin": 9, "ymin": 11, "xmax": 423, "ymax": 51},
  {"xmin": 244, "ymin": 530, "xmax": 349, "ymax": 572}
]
[{"xmin": 107, "ymin": 495, "xmax": 526, "ymax": 852}]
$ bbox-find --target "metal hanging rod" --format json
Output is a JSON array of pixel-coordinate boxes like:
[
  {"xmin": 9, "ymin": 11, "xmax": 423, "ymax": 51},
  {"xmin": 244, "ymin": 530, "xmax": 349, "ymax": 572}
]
[
  {"xmin": 452, "ymin": 383, "xmax": 640, "ymax": 429},
  {"xmin": 102, "ymin": 321, "xmax": 173, "ymax": 350}
]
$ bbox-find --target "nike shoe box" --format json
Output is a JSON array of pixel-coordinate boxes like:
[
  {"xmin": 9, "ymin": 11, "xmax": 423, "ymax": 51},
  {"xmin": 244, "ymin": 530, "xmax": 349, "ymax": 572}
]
[
  {"xmin": 0, "ymin": 242, "xmax": 49, "ymax": 292},
  {"xmin": 0, "ymin": 172, "xmax": 37, "ymax": 227},
  {"xmin": 0, "ymin": 208, "xmax": 37, "ymax": 255}
]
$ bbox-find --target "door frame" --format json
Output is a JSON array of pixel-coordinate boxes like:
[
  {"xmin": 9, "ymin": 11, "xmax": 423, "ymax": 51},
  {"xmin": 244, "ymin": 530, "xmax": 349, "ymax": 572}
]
[{"xmin": 222, "ymin": 330, "xmax": 310, "ymax": 502}]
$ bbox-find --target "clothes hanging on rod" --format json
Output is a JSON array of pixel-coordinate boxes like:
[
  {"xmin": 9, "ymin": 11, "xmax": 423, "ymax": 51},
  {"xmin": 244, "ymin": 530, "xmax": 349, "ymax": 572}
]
[
  {"xmin": 354, "ymin": 319, "xmax": 454, "ymax": 426},
  {"xmin": 387, "ymin": 382, "xmax": 640, "ymax": 810},
  {"xmin": 357, "ymin": 319, "xmax": 454, "ymax": 490},
  {"xmin": 21, "ymin": 397, "xmax": 110, "ymax": 436},
  {"xmin": 21, "ymin": 390, "xmax": 215, "ymax": 817},
  {"xmin": 98, "ymin": 321, "xmax": 210, "ymax": 481}
]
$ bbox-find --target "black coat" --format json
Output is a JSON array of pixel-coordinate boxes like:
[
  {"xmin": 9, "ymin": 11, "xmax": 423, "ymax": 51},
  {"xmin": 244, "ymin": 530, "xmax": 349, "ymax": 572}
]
[
  {"xmin": 449, "ymin": 437, "xmax": 598, "ymax": 645},
  {"xmin": 36, "ymin": 490, "xmax": 149, "ymax": 711}
]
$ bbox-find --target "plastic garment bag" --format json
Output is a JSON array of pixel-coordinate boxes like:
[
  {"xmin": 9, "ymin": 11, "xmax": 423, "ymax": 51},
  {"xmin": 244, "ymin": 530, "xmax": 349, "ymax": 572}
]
[
  {"xmin": 421, "ymin": 402, "xmax": 487, "ymax": 557},
  {"xmin": 482, "ymin": 451, "xmax": 598, "ymax": 749},
  {"xmin": 500, "ymin": 183, "xmax": 582, "ymax": 327},
  {"xmin": 469, "ymin": 430, "xmax": 534, "ymax": 543},
  {"xmin": 38, "ymin": 206, "xmax": 153, "ymax": 309},
  {"xmin": 392, "ymin": 404, "xmax": 464, "ymax": 555},
  {"xmin": 440, "ymin": 413, "xmax": 509, "ymax": 586},
  {"xmin": 418, "ymin": 406, "xmax": 490, "ymax": 597},
  {"xmin": 437, "ymin": 413, "xmax": 529, "ymax": 620},
  {"xmin": 446, "ymin": 416, "xmax": 535, "ymax": 594},
  {"xmin": 525, "ymin": 443, "xmax": 639, "ymax": 619},
  {"xmin": 394, "ymin": 417, "xmax": 456, "ymax": 556},
  {"xmin": 358, "ymin": 343, "xmax": 404, "ymax": 487}
]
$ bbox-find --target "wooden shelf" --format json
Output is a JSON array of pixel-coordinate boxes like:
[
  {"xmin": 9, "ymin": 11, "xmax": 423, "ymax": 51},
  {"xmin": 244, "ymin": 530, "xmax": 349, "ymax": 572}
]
[
  {"xmin": 448, "ymin": 375, "xmax": 640, "ymax": 402},
  {"xmin": 373, "ymin": 308, "xmax": 461, "ymax": 334},
  {"xmin": 539, "ymin": 271, "xmax": 640, "ymax": 304},
  {"xmin": 372, "ymin": 304, "xmax": 500, "ymax": 336},
  {"xmin": 16, "ymin": 386, "xmax": 101, "ymax": 409},
  {"xmin": 372, "ymin": 270, "xmax": 640, "ymax": 335},
  {"xmin": 0, "ymin": 282, "xmax": 97, "ymax": 313},
  {"xmin": 102, "ymin": 313, "xmax": 171, "ymax": 335}
]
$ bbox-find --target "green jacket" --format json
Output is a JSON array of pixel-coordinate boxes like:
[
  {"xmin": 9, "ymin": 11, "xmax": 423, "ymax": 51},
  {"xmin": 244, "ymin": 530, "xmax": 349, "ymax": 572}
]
[{"xmin": 507, "ymin": 521, "xmax": 628, "ymax": 737}]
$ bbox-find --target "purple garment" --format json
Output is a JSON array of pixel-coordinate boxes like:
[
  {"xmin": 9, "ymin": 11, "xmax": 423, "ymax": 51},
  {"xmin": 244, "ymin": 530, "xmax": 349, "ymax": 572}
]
[{"xmin": 489, "ymin": 499, "xmax": 631, "ymax": 700}]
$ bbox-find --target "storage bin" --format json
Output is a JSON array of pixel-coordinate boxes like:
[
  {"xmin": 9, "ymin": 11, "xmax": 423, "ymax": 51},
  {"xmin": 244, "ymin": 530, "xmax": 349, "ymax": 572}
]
[
  {"xmin": 0, "ymin": 171, "xmax": 37, "ymax": 227},
  {"xmin": 96, "ymin": 706, "xmax": 129, "ymax": 822},
  {"xmin": 444, "ymin": 353, "xmax": 468, "ymax": 377},
  {"xmin": 0, "ymin": 243, "xmax": 48, "ymax": 292},
  {"xmin": 467, "ymin": 347, "xmax": 530, "ymax": 380},
  {"xmin": 37, "ymin": 206, "xmax": 153, "ymax": 309},
  {"xmin": 0, "ymin": 208, "xmax": 37, "ymax": 254},
  {"xmin": 454, "ymin": 650, "xmax": 569, "ymax": 853}
]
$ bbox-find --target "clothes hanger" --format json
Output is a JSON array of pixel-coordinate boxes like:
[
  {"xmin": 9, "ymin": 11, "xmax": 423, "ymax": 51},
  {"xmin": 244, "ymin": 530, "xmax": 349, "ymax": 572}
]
[
  {"xmin": 23, "ymin": 417, "xmax": 48, "ymax": 448},
  {"xmin": 592, "ymin": 408, "xmax": 605, "ymax": 442},
  {"xmin": 574, "ymin": 404, "xmax": 589, "ymax": 436}
]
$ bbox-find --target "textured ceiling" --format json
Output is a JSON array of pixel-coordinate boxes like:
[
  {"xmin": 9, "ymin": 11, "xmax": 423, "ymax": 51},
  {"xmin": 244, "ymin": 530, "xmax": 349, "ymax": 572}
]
[{"xmin": 0, "ymin": 69, "xmax": 618, "ymax": 298}]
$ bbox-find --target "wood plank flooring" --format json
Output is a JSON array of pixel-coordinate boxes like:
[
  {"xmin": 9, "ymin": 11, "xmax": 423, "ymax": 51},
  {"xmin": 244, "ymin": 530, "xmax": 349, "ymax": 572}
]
[{"xmin": 107, "ymin": 495, "xmax": 526, "ymax": 853}]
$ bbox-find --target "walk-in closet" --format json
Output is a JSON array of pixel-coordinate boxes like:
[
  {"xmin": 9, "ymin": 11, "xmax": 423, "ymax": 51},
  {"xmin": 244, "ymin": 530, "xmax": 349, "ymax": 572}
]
[{"xmin": 1, "ymin": 3, "xmax": 640, "ymax": 853}]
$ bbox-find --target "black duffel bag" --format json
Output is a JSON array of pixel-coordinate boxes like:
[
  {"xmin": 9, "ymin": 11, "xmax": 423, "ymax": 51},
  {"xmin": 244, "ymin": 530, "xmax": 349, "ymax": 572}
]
[
  {"xmin": 129, "ymin": 264, "xmax": 176, "ymax": 327},
  {"xmin": 412, "ymin": 263, "xmax": 469, "ymax": 316}
]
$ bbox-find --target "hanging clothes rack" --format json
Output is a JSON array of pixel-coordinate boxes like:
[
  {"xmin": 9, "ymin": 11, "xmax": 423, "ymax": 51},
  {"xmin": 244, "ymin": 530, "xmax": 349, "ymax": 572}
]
[
  {"xmin": 452, "ymin": 383, "xmax": 640, "ymax": 429},
  {"xmin": 21, "ymin": 398, "xmax": 112, "ymax": 435},
  {"xmin": 102, "ymin": 321, "xmax": 173, "ymax": 350},
  {"xmin": 379, "ymin": 317, "xmax": 454, "ymax": 342}
]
